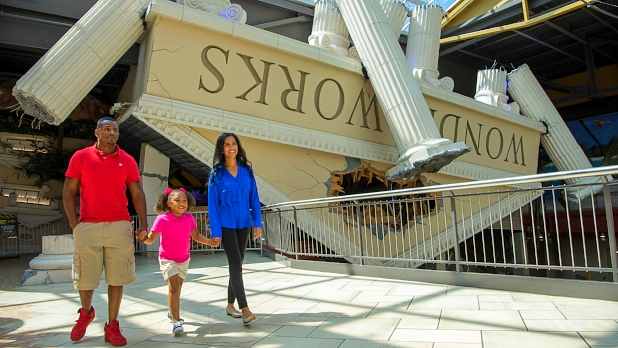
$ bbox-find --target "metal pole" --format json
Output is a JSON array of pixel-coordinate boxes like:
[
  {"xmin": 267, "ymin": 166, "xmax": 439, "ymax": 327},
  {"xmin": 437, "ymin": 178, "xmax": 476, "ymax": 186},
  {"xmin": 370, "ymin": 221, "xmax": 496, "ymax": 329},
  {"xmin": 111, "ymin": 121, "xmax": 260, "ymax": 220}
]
[
  {"xmin": 355, "ymin": 205, "xmax": 364, "ymax": 266},
  {"xmin": 293, "ymin": 208, "xmax": 299, "ymax": 260},
  {"xmin": 601, "ymin": 177, "xmax": 618, "ymax": 282},
  {"xmin": 450, "ymin": 196, "xmax": 461, "ymax": 272}
]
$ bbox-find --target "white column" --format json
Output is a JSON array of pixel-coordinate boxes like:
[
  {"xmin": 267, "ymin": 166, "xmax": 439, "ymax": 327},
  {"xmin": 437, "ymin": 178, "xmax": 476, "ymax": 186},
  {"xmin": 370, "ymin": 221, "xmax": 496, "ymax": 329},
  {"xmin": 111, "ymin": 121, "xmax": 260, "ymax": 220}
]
[
  {"xmin": 138, "ymin": 143, "xmax": 170, "ymax": 253},
  {"xmin": 475, "ymin": 68, "xmax": 520, "ymax": 114},
  {"xmin": 381, "ymin": 0, "xmax": 408, "ymax": 36},
  {"xmin": 12, "ymin": 0, "xmax": 149, "ymax": 125},
  {"xmin": 22, "ymin": 235, "xmax": 74, "ymax": 286},
  {"xmin": 406, "ymin": 5, "xmax": 454, "ymax": 92},
  {"xmin": 308, "ymin": 0, "xmax": 351, "ymax": 57},
  {"xmin": 507, "ymin": 64, "xmax": 607, "ymax": 199},
  {"xmin": 334, "ymin": 0, "xmax": 469, "ymax": 179}
]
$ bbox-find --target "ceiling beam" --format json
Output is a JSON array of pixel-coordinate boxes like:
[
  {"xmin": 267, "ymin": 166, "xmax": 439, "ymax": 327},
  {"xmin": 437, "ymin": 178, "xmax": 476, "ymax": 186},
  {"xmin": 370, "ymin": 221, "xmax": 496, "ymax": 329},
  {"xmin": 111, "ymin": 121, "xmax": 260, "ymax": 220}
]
[
  {"xmin": 585, "ymin": 6, "xmax": 618, "ymax": 35},
  {"xmin": 442, "ymin": 0, "xmax": 553, "ymax": 37},
  {"xmin": 255, "ymin": 15, "xmax": 309, "ymax": 29},
  {"xmin": 440, "ymin": 0, "xmax": 596, "ymax": 45},
  {"xmin": 552, "ymin": 84, "xmax": 618, "ymax": 106}
]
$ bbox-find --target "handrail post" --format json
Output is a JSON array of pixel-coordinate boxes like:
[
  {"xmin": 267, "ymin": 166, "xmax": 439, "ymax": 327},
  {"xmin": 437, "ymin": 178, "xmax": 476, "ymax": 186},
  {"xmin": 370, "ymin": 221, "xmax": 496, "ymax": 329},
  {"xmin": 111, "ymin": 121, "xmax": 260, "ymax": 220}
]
[
  {"xmin": 450, "ymin": 196, "xmax": 461, "ymax": 272},
  {"xmin": 293, "ymin": 208, "xmax": 299, "ymax": 260},
  {"xmin": 355, "ymin": 204, "xmax": 364, "ymax": 266},
  {"xmin": 601, "ymin": 176, "xmax": 618, "ymax": 282},
  {"xmin": 278, "ymin": 210, "xmax": 284, "ymax": 256}
]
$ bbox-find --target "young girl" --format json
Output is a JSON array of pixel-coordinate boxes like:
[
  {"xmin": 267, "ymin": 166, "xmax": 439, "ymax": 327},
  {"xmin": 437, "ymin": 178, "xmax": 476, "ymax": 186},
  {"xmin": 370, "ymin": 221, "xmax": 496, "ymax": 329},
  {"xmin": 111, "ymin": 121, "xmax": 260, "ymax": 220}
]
[{"xmin": 138, "ymin": 188, "xmax": 220, "ymax": 335}]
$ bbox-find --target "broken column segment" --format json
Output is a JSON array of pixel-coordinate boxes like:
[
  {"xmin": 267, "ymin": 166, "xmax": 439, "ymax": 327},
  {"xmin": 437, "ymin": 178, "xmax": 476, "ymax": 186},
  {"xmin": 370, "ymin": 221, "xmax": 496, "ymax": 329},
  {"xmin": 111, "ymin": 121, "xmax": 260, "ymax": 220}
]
[
  {"xmin": 334, "ymin": 0, "xmax": 469, "ymax": 179},
  {"xmin": 475, "ymin": 68, "xmax": 520, "ymax": 114},
  {"xmin": 12, "ymin": 0, "xmax": 149, "ymax": 125},
  {"xmin": 381, "ymin": 0, "xmax": 408, "ymax": 36},
  {"xmin": 406, "ymin": 5, "xmax": 454, "ymax": 92},
  {"xmin": 308, "ymin": 0, "xmax": 351, "ymax": 57},
  {"xmin": 507, "ymin": 64, "xmax": 607, "ymax": 199}
]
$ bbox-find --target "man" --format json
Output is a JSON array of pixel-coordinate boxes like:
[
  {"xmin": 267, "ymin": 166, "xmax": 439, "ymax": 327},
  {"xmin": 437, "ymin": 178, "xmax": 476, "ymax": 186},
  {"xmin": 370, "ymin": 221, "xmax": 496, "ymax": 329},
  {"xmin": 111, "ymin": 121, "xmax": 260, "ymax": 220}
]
[{"xmin": 63, "ymin": 117, "xmax": 148, "ymax": 346}]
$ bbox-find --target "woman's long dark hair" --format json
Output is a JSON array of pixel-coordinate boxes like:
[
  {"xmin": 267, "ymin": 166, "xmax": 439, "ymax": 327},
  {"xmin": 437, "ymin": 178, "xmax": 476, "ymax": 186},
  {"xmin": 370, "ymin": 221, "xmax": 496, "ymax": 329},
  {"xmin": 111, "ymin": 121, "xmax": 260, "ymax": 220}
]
[{"xmin": 210, "ymin": 133, "xmax": 252, "ymax": 185}]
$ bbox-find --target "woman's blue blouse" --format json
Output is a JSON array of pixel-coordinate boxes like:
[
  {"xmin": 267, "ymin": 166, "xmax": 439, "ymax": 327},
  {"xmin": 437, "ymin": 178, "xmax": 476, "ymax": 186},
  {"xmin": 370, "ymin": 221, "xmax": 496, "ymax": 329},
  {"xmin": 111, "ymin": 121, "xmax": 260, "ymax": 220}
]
[{"xmin": 208, "ymin": 165, "xmax": 262, "ymax": 238}]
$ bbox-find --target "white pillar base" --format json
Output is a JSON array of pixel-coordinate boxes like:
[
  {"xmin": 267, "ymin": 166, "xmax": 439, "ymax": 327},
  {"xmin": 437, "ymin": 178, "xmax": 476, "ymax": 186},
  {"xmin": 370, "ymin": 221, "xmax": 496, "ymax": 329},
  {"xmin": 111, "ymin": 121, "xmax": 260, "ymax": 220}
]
[
  {"xmin": 388, "ymin": 142, "xmax": 470, "ymax": 180},
  {"xmin": 22, "ymin": 234, "xmax": 74, "ymax": 286}
]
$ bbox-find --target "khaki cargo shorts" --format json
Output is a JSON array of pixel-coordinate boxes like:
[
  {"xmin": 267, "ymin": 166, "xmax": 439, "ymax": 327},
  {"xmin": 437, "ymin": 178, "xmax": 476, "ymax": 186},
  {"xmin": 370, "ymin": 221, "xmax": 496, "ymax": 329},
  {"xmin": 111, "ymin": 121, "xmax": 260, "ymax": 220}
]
[
  {"xmin": 72, "ymin": 221, "xmax": 136, "ymax": 290},
  {"xmin": 159, "ymin": 259, "xmax": 190, "ymax": 281}
]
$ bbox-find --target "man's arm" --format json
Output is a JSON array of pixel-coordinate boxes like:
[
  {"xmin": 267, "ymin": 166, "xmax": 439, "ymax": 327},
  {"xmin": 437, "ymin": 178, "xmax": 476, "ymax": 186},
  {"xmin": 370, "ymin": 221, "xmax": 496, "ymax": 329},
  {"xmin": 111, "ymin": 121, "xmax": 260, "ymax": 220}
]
[
  {"xmin": 63, "ymin": 177, "xmax": 80, "ymax": 230},
  {"xmin": 128, "ymin": 181, "xmax": 148, "ymax": 234}
]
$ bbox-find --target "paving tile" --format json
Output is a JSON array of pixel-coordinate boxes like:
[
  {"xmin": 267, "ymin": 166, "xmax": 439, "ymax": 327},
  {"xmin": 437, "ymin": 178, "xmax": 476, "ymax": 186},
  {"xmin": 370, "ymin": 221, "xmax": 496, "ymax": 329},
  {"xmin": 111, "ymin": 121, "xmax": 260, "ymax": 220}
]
[
  {"xmin": 386, "ymin": 284, "xmax": 447, "ymax": 296},
  {"xmin": 270, "ymin": 325, "xmax": 317, "ymax": 337},
  {"xmin": 519, "ymin": 311, "xmax": 566, "ymax": 320},
  {"xmin": 480, "ymin": 301, "xmax": 557, "ymax": 310},
  {"xmin": 302, "ymin": 302, "xmax": 377, "ymax": 317},
  {"xmin": 433, "ymin": 344, "xmax": 482, "ymax": 348},
  {"xmin": 409, "ymin": 295, "xmax": 479, "ymax": 310},
  {"xmin": 338, "ymin": 339, "xmax": 432, "ymax": 347},
  {"xmin": 579, "ymin": 331, "xmax": 618, "ymax": 346},
  {"xmin": 478, "ymin": 295, "xmax": 514, "ymax": 302},
  {"xmin": 252, "ymin": 336, "xmax": 343, "ymax": 348},
  {"xmin": 554, "ymin": 301, "xmax": 618, "ymax": 320},
  {"xmin": 439, "ymin": 310, "xmax": 526, "ymax": 330},
  {"xmin": 308, "ymin": 318, "xmax": 399, "ymax": 340},
  {"xmin": 446, "ymin": 286, "xmax": 508, "ymax": 296},
  {"xmin": 389, "ymin": 329, "xmax": 481, "ymax": 343},
  {"xmin": 525, "ymin": 319, "xmax": 618, "ymax": 332},
  {"xmin": 482, "ymin": 331, "xmax": 589, "ymax": 348}
]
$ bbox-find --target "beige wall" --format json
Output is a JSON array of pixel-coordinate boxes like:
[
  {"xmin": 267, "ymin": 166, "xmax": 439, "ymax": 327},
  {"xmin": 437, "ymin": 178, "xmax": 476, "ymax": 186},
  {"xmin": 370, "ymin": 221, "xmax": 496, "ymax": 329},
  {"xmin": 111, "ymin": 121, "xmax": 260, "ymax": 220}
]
[{"xmin": 146, "ymin": 17, "xmax": 540, "ymax": 176}]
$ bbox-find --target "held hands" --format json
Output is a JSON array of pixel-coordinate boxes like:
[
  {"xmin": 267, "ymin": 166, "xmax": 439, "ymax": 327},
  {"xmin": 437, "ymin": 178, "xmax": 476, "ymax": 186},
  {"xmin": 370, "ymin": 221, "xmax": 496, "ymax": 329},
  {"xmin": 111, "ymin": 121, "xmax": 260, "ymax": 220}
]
[
  {"xmin": 209, "ymin": 237, "xmax": 222, "ymax": 247},
  {"xmin": 253, "ymin": 227, "xmax": 262, "ymax": 240},
  {"xmin": 135, "ymin": 229, "xmax": 148, "ymax": 243}
]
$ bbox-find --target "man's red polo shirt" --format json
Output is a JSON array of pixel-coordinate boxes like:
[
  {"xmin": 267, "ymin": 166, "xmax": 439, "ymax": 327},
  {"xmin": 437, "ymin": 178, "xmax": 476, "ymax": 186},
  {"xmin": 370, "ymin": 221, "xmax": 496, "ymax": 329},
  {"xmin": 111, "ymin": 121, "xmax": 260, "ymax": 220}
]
[{"xmin": 65, "ymin": 144, "xmax": 141, "ymax": 222}]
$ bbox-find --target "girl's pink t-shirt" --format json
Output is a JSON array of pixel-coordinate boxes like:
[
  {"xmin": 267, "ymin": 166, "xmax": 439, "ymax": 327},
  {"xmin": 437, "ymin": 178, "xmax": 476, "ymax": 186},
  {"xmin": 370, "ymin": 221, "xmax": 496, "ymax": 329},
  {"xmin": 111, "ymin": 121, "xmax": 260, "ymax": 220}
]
[{"xmin": 151, "ymin": 211, "xmax": 197, "ymax": 263}]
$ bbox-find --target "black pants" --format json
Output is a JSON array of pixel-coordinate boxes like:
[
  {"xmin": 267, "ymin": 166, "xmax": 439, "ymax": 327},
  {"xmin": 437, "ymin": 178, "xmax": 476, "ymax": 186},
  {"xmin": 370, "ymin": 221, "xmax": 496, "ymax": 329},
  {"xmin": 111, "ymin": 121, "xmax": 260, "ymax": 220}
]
[{"xmin": 221, "ymin": 227, "xmax": 251, "ymax": 308}]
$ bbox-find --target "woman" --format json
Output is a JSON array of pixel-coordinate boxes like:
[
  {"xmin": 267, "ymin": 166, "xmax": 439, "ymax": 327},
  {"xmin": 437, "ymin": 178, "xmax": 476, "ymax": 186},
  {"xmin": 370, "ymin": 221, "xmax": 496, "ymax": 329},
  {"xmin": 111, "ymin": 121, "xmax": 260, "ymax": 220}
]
[{"xmin": 208, "ymin": 133, "xmax": 262, "ymax": 325}]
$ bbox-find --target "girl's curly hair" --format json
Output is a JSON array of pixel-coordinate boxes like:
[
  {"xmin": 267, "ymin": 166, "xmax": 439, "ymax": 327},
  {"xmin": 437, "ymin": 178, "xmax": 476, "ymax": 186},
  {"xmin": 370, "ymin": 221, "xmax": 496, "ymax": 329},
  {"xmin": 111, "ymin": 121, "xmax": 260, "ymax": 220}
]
[{"xmin": 153, "ymin": 189, "xmax": 196, "ymax": 214}]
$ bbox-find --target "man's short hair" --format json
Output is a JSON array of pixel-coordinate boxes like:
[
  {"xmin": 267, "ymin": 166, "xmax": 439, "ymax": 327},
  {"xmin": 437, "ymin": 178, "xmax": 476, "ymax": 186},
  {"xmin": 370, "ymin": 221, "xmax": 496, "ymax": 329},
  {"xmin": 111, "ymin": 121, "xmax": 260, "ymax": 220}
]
[{"xmin": 97, "ymin": 117, "xmax": 117, "ymax": 129}]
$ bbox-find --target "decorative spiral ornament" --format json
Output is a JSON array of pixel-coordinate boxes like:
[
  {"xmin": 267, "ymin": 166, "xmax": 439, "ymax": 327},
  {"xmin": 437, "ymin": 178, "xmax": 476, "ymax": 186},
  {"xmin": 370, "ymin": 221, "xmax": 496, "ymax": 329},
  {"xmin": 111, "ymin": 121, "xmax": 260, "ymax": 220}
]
[
  {"xmin": 186, "ymin": 0, "xmax": 200, "ymax": 9},
  {"xmin": 322, "ymin": 35, "xmax": 331, "ymax": 49},
  {"xmin": 509, "ymin": 102, "xmax": 521, "ymax": 115},
  {"xmin": 439, "ymin": 77, "xmax": 455, "ymax": 92},
  {"xmin": 223, "ymin": 4, "xmax": 246, "ymax": 23},
  {"xmin": 348, "ymin": 46, "xmax": 361, "ymax": 61}
]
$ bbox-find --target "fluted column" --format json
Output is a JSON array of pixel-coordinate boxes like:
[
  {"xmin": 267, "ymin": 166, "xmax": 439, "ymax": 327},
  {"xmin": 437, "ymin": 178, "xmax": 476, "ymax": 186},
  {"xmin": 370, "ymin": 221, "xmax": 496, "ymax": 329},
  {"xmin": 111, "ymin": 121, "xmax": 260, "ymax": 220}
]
[
  {"xmin": 507, "ymin": 64, "xmax": 607, "ymax": 199},
  {"xmin": 381, "ymin": 0, "xmax": 408, "ymax": 36},
  {"xmin": 335, "ymin": 0, "xmax": 469, "ymax": 179},
  {"xmin": 308, "ymin": 0, "xmax": 351, "ymax": 57},
  {"xmin": 406, "ymin": 5, "xmax": 454, "ymax": 92},
  {"xmin": 13, "ymin": 0, "xmax": 150, "ymax": 125},
  {"xmin": 475, "ymin": 68, "xmax": 520, "ymax": 114}
]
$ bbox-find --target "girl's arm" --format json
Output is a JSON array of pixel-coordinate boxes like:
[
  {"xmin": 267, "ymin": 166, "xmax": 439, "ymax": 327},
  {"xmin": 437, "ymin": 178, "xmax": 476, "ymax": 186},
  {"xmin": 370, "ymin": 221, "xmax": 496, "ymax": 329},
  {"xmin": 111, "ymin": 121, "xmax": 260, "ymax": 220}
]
[
  {"xmin": 190, "ymin": 229, "xmax": 220, "ymax": 247},
  {"xmin": 142, "ymin": 231, "xmax": 160, "ymax": 244}
]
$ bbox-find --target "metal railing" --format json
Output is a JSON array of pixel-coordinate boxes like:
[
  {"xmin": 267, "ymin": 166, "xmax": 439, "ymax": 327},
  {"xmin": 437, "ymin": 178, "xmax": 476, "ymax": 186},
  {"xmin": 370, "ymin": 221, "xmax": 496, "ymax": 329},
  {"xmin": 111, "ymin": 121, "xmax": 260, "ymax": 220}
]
[
  {"xmin": 5, "ymin": 212, "xmax": 261, "ymax": 256},
  {"xmin": 261, "ymin": 166, "xmax": 618, "ymax": 283}
]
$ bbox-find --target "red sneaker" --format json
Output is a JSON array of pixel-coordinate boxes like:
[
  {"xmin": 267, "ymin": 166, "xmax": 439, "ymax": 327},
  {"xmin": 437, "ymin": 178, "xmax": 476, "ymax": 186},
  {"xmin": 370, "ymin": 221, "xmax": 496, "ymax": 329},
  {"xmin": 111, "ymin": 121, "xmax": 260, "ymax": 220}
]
[
  {"xmin": 104, "ymin": 320, "xmax": 127, "ymax": 346},
  {"xmin": 70, "ymin": 306, "xmax": 95, "ymax": 341}
]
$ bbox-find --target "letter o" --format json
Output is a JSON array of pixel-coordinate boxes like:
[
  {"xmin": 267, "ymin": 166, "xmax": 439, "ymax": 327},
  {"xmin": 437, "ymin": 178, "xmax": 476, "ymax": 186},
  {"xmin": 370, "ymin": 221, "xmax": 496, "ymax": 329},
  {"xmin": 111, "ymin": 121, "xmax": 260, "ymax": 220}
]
[
  {"xmin": 315, "ymin": 78, "xmax": 344, "ymax": 120},
  {"xmin": 486, "ymin": 127, "xmax": 504, "ymax": 159}
]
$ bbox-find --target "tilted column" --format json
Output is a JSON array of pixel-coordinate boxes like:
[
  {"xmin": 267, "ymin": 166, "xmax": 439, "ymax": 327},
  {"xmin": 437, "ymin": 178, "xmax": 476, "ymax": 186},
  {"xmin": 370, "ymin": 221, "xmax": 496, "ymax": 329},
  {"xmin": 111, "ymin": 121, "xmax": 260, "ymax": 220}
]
[
  {"xmin": 381, "ymin": 0, "xmax": 408, "ymax": 36},
  {"xmin": 507, "ymin": 64, "xmax": 607, "ymax": 199},
  {"xmin": 13, "ymin": 0, "xmax": 150, "ymax": 125},
  {"xmin": 406, "ymin": 5, "xmax": 454, "ymax": 92},
  {"xmin": 308, "ymin": 0, "xmax": 351, "ymax": 58},
  {"xmin": 335, "ymin": 0, "xmax": 469, "ymax": 179},
  {"xmin": 475, "ymin": 68, "xmax": 520, "ymax": 115}
]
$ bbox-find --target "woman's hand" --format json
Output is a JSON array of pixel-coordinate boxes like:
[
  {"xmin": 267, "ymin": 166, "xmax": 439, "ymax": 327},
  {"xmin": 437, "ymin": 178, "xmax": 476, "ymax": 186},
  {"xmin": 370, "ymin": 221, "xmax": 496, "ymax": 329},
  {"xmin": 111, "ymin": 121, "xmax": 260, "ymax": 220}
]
[
  {"xmin": 253, "ymin": 227, "xmax": 262, "ymax": 240},
  {"xmin": 210, "ymin": 237, "xmax": 222, "ymax": 247}
]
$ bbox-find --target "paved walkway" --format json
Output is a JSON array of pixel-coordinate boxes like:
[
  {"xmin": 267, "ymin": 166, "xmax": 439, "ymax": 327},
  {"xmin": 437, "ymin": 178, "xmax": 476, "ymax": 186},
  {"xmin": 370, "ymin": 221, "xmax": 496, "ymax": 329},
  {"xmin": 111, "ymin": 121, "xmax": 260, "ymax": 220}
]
[{"xmin": 1, "ymin": 252, "xmax": 617, "ymax": 347}]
